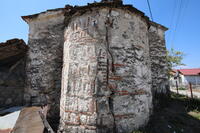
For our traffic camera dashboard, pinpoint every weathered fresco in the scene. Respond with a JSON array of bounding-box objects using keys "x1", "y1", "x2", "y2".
[
  {"x1": 21, "y1": 1, "x2": 168, "y2": 132},
  {"x1": 61, "y1": 6, "x2": 152, "y2": 133}
]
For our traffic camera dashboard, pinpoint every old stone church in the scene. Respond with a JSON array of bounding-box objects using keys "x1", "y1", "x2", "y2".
[{"x1": 0, "y1": 0, "x2": 169, "y2": 133}]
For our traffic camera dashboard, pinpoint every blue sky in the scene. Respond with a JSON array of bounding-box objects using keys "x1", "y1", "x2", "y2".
[{"x1": 0, "y1": 0, "x2": 199, "y2": 68}]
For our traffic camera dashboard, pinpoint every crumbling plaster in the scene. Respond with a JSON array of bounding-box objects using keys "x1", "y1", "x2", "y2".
[
  {"x1": 60, "y1": 7, "x2": 152, "y2": 133},
  {"x1": 21, "y1": 2, "x2": 168, "y2": 132}
]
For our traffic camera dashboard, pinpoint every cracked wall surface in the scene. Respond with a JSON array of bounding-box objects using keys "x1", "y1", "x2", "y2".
[
  {"x1": 60, "y1": 8, "x2": 152, "y2": 133},
  {"x1": 22, "y1": 2, "x2": 168, "y2": 133}
]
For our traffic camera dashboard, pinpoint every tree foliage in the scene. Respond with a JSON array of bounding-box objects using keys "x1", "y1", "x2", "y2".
[{"x1": 167, "y1": 48, "x2": 185, "y2": 70}]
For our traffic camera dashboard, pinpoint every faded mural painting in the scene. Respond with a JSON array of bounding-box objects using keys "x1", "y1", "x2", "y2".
[{"x1": 0, "y1": 1, "x2": 169, "y2": 133}]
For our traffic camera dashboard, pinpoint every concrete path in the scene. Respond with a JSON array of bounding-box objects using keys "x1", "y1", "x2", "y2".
[{"x1": 171, "y1": 89, "x2": 200, "y2": 99}]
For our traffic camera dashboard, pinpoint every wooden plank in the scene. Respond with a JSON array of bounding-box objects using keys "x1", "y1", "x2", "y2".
[{"x1": 12, "y1": 107, "x2": 46, "y2": 133}]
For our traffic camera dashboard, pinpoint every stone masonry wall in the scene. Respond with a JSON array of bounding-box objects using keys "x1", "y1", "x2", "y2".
[
  {"x1": 24, "y1": 10, "x2": 65, "y2": 128},
  {"x1": 60, "y1": 7, "x2": 152, "y2": 133},
  {"x1": 148, "y1": 23, "x2": 169, "y2": 105},
  {"x1": 22, "y1": 2, "x2": 168, "y2": 132},
  {"x1": 0, "y1": 58, "x2": 26, "y2": 108}
]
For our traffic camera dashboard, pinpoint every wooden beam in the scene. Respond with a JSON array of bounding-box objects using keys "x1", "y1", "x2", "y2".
[{"x1": 38, "y1": 110, "x2": 55, "y2": 133}]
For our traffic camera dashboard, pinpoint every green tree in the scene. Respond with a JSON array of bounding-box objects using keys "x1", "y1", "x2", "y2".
[{"x1": 167, "y1": 48, "x2": 185, "y2": 70}]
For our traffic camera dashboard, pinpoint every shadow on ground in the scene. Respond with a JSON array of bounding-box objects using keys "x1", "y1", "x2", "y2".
[{"x1": 136, "y1": 93, "x2": 200, "y2": 133}]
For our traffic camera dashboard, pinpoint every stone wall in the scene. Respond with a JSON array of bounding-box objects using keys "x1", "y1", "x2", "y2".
[
  {"x1": 22, "y1": 2, "x2": 168, "y2": 132},
  {"x1": 0, "y1": 60, "x2": 26, "y2": 108},
  {"x1": 0, "y1": 39, "x2": 27, "y2": 108},
  {"x1": 60, "y1": 7, "x2": 152, "y2": 133},
  {"x1": 148, "y1": 22, "x2": 169, "y2": 106},
  {"x1": 23, "y1": 9, "x2": 65, "y2": 128}
]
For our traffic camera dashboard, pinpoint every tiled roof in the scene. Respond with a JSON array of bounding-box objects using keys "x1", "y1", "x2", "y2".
[{"x1": 177, "y1": 68, "x2": 200, "y2": 76}]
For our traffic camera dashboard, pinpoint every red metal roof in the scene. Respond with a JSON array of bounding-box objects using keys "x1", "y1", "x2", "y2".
[{"x1": 177, "y1": 68, "x2": 200, "y2": 76}]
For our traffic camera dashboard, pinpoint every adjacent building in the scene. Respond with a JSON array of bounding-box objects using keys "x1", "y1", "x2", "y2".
[
  {"x1": 0, "y1": 39, "x2": 28, "y2": 107},
  {"x1": 171, "y1": 69, "x2": 200, "y2": 87}
]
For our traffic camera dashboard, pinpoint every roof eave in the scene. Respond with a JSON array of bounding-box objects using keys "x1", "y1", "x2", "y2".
[
  {"x1": 21, "y1": 8, "x2": 65, "y2": 23},
  {"x1": 149, "y1": 21, "x2": 168, "y2": 31}
]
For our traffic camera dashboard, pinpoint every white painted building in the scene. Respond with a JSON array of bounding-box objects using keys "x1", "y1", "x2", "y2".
[{"x1": 170, "y1": 68, "x2": 200, "y2": 87}]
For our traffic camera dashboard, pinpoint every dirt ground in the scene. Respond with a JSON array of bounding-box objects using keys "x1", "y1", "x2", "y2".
[
  {"x1": 193, "y1": 89, "x2": 200, "y2": 93},
  {"x1": 135, "y1": 93, "x2": 200, "y2": 133}
]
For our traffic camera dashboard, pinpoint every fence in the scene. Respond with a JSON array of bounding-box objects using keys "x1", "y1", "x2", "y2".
[{"x1": 170, "y1": 82, "x2": 200, "y2": 99}]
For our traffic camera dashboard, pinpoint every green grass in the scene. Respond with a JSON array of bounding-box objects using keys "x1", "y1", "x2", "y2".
[
  {"x1": 188, "y1": 109, "x2": 200, "y2": 120},
  {"x1": 178, "y1": 87, "x2": 187, "y2": 90},
  {"x1": 135, "y1": 93, "x2": 200, "y2": 133}
]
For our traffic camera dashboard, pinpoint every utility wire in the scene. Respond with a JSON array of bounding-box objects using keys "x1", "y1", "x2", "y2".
[
  {"x1": 169, "y1": 0, "x2": 182, "y2": 47},
  {"x1": 146, "y1": 0, "x2": 154, "y2": 21},
  {"x1": 168, "y1": 0, "x2": 179, "y2": 48},
  {"x1": 171, "y1": 0, "x2": 184, "y2": 45},
  {"x1": 171, "y1": 0, "x2": 189, "y2": 46}
]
